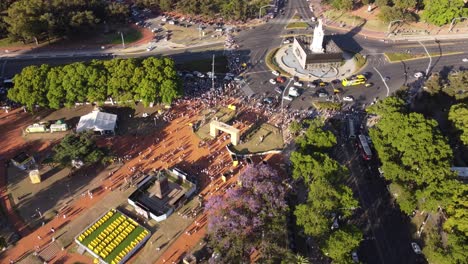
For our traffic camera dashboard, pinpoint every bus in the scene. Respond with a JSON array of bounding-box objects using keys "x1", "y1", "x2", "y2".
[
  {"x1": 342, "y1": 75, "x2": 367, "y2": 86},
  {"x1": 348, "y1": 118, "x2": 356, "y2": 139},
  {"x1": 358, "y1": 135, "x2": 372, "y2": 160}
]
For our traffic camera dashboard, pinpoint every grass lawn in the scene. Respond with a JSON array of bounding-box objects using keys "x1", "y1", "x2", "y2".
[
  {"x1": 103, "y1": 27, "x2": 143, "y2": 45},
  {"x1": 105, "y1": 226, "x2": 145, "y2": 263},
  {"x1": 81, "y1": 213, "x2": 120, "y2": 247},
  {"x1": 78, "y1": 210, "x2": 149, "y2": 263},
  {"x1": 384, "y1": 52, "x2": 461, "y2": 63},
  {"x1": 286, "y1": 22, "x2": 309, "y2": 29},
  {"x1": 313, "y1": 102, "x2": 342, "y2": 110},
  {"x1": 324, "y1": 10, "x2": 365, "y2": 27},
  {"x1": 265, "y1": 48, "x2": 291, "y2": 77},
  {"x1": 177, "y1": 56, "x2": 229, "y2": 73},
  {"x1": 292, "y1": 14, "x2": 302, "y2": 20},
  {"x1": 0, "y1": 37, "x2": 26, "y2": 48},
  {"x1": 233, "y1": 123, "x2": 283, "y2": 154},
  {"x1": 353, "y1": 52, "x2": 367, "y2": 69}
]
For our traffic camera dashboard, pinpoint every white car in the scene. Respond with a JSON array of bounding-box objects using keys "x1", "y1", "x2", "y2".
[
  {"x1": 146, "y1": 46, "x2": 155, "y2": 51},
  {"x1": 351, "y1": 252, "x2": 359, "y2": 263},
  {"x1": 411, "y1": 242, "x2": 422, "y2": 254},
  {"x1": 272, "y1": 70, "x2": 280, "y2": 76},
  {"x1": 414, "y1": 72, "x2": 424, "y2": 78},
  {"x1": 283, "y1": 95, "x2": 293, "y2": 101},
  {"x1": 283, "y1": 39, "x2": 291, "y2": 44},
  {"x1": 462, "y1": 58, "x2": 468, "y2": 62},
  {"x1": 269, "y1": 79, "x2": 277, "y2": 84},
  {"x1": 293, "y1": 81, "x2": 303, "y2": 87},
  {"x1": 289, "y1": 87, "x2": 300, "y2": 97},
  {"x1": 343, "y1": 96, "x2": 354, "y2": 102}
]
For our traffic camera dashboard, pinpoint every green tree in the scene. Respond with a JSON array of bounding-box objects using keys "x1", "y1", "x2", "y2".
[
  {"x1": 421, "y1": 0, "x2": 468, "y2": 26},
  {"x1": 106, "y1": 2, "x2": 130, "y2": 24},
  {"x1": 448, "y1": 103, "x2": 468, "y2": 145},
  {"x1": 159, "y1": 0, "x2": 174, "y2": 12},
  {"x1": 7, "y1": 64, "x2": 50, "y2": 110},
  {"x1": 445, "y1": 71, "x2": 468, "y2": 99},
  {"x1": 296, "y1": 119, "x2": 336, "y2": 153},
  {"x1": 321, "y1": 226, "x2": 363, "y2": 263},
  {"x1": 393, "y1": 0, "x2": 417, "y2": 9},
  {"x1": 290, "y1": 152, "x2": 348, "y2": 185},
  {"x1": 289, "y1": 121, "x2": 302, "y2": 135},
  {"x1": 4, "y1": 0, "x2": 46, "y2": 42},
  {"x1": 46, "y1": 67, "x2": 66, "y2": 109},
  {"x1": 53, "y1": 132, "x2": 105, "y2": 167},
  {"x1": 424, "y1": 72, "x2": 444, "y2": 95}
]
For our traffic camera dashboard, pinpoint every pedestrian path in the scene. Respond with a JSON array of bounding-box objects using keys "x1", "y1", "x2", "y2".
[{"x1": 38, "y1": 241, "x2": 61, "y2": 262}]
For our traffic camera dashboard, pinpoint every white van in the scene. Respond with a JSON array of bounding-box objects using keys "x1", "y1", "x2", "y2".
[{"x1": 289, "y1": 87, "x2": 300, "y2": 97}]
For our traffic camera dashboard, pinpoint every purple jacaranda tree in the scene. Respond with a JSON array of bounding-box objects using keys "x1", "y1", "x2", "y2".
[{"x1": 205, "y1": 164, "x2": 288, "y2": 263}]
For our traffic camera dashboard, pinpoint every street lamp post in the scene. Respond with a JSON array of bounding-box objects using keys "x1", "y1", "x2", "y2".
[
  {"x1": 258, "y1": 5, "x2": 275, "y2": 20},
  {"x1": 118, "y1": 32, "x2": 125, "y2": 49},
  {"x1": 417, "y1": 41, "x2": 432, "y2": 76},
  {"x1": 449, "y1": 17, "x2": 468, "y2": 32}
]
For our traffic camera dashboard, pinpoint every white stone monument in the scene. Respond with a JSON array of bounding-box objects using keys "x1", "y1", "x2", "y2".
[{"x1": 310, "y1": 19, "x2": 325, "y2": 54}]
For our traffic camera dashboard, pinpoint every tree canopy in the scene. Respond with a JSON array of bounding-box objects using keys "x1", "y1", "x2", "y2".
[
  {"x1": 291, "y1": 120, "x2": 361, "y2": 263},
  {"x1": 421, "y1": 0, "x2": 468, "y2": 27},
  {"x1": 8, "y1": 57, "x2": 182, "y2": 110},
  {"x1": 53, "y1": 132, "x2": 105, "y2": 167},
  {"x1": 2, "y1": 0, "x2": 130, "y2": 42},
  {"x1": 368, "y1": 96, "x2": 467, "y2": 264},
  {"x1": 448, "y1": 103, "x2": 468, "y2": 145},
  {"x1": 205, "y1": 164, "x2": 289, "y2": 263}
]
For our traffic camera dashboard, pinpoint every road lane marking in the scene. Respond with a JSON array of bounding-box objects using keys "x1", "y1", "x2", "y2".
[{"x1": 373, "y1": 67, "x2": 390, "y2": 97}]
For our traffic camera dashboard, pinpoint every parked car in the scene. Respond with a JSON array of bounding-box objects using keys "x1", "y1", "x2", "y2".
[
  {"x1": 274, "y1": 86, "x2": 283, "y2": 94},
  {"x1": 411, "y1": 242, "x2": 422, "y2": 254},
  {"x1": 272, "y1": 70, "x2": 280, "y2": 76},
  {"x1": 343, "y1": 96, "x2": 354, "y2": 102},
  {"x1": 234, "y1": 76, "x2": 243, "y2": 81},
  {"x1": 365, "y1": 82, "x2": 374, "y2": 87},
  {"x1": 276, "y1": 76, "x2": 286, "y2": 83},
  {"x1": 283, "y1": 95, "x2": 293, "y2": 101},
  {"x1": 307, "y1": 82, "x2": 317, "y2": 88},
  {"x1": 463, "y1": 58, "x2": 468, "y2": 62},
  {"x1": 351, "y1": 252, "x2": 359, "y2": 263},
  {"x1": 289, "y1": 87, "x2": 300, "y2": 97},
  {"x1": 269, "y1": 79, "x2": 277, "y2": 84},
  {"x1": 283, "y1": 39, "x2": 291, "y2": 44},
  {"x1": 318, "y1": 92, "x2": 328, "y2": 98},
  {"x1": 293, "y1": 81, "x2": 303, "y2": 87},
  {"x1": 146, "y1": 46, "x2": 155, "y2": 51}
]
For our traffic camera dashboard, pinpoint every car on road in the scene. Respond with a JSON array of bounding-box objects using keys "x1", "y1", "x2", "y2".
[
  {"x1": 283, "y1": 95, "x2": 293, "y2": 101},
  {"x1": 318, "y1": 92, "x2": 328, "y2": 98},
  {"x1": 307, "y1": 82, "x2": 317, "y2": 88},
  {"x1": 384, "y1": 76, "x2": 390, "y2": 81},
  {"x1": 319, "y1": 81, "x2": 328, "y2": 87},
  {"x1": 272, "y1": 70, "x2": 280, "y2": 76},
  {"x1": 269, "y1": 79, "x2": 277, "y2": 84},
  {"x1": 234, "y1": 76, "x2": 243, "y2": 81},
  {"x1": 293, "y1": 81, "x2": 303, "y2": 87},
  {"x1": 414, "y1": 72, "x2": 425, "y2": 78},
  {"x1": 146, "y1": 46, "x2": 155, "y2": 51},
  {"x1": 411, "y1": 242, "x2": 422, "y2": 254},
  {"x1": 274, "y1": 86, "x2": 283, "y2": 94},
  {"x1": 276, "y1": 76, "x2": 286, "y2": 83},
  {"x1": 351, "y1": 252, "x2": 359, "y2": 263},
  {"x1": 343, "y1": 96, "x2": 354, "y2": 102},
  {"x1": 283, "y1": 39, "x2": 291, "y2": 44},
  {"x1": 462, "y1": 58, "x2": 468, "y2": 62},
  {"x1": 365, "y1": 82, "x2": 374, "y2": 87}
]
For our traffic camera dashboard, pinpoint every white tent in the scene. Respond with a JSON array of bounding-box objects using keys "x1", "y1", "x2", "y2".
[{"x1": 76, "y1": 110, "x2": 117, "y2": 134}]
